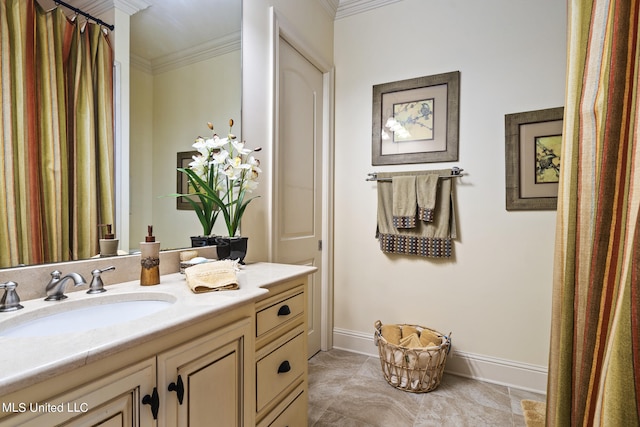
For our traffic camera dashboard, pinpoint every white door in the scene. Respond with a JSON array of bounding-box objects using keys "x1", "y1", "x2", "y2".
[{"x1": 274, "y1": 37, "x2": 323, "y2": 358}]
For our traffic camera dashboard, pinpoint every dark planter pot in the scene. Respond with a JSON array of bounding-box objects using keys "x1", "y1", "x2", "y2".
[
  {"x1": 190, "y1": 236, "x2": 217, "y2": 248},
  {"x1": 213, "y1": 236, "x2": 248, "y2": 264}
]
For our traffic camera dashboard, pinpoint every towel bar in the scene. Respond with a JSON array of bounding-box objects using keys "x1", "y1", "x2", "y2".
[{"x1": 366, "y1": 167, "x2": 464, "y2": 182}]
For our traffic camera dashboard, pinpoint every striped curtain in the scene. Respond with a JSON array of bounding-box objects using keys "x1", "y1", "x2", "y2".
[
  {"x1": 0, "y1": 0, "x2": 114, "y2": 268},
  {"x1": 547, "y1": 0, "x2": 640, "y2": 425}
]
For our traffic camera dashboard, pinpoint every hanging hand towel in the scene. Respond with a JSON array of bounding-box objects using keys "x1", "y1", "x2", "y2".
[
  {"x1": 416, "y1": 174, "x2": 439, "y2": 222},
  {"x1": 392, "y1": 175, "x2": 417, "y2": 229},
  {"x1": 376, "y1": 170, "x2": 457, "y2": 258}
]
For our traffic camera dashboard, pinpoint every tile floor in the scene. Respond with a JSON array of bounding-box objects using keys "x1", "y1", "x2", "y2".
[{"x1": 308, "y1": 349, "x2": 545, "y2": 427}]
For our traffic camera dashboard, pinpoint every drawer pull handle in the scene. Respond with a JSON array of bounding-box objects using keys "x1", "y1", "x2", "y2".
[
  {"x1": 142, "y1": 387, "x2": 160, "y2": 420},
  {"x1": 278, "y1": 360, "x2": 291, "y2": 374},
  {"x1": 168, "y1": 374, "x2": 185, "y2": 405},
  {"x1": 278, "y1": 305, "x2": 291, "y2": 316}
]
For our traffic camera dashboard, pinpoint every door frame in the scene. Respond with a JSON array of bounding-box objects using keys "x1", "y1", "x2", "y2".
[{"x1": 270, "y1": 8, "x2": 334, "y2": 351}]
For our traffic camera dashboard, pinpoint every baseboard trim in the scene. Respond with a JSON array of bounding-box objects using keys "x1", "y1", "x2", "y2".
[{"x1": 332, "y1": 328, "x2": 547, "y2": 394}]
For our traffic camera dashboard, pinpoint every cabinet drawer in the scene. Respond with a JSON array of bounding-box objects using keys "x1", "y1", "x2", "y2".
[
  {"x1": 256, "y1": 332, "x2": 305, "y2": 411},
  {"x1": 258, "y1": 387, "x2": 306, "y2": 427},
  {"x1": 256, "y1": 291, "x2": 304, "y2": 337}
]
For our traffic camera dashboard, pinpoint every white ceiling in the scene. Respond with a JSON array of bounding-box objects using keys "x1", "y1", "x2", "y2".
[
  {"x1": 129, "y1": 0, "x2": 241, "y2": 62},
  {"x1": 35, "y1": 0, "x2": 401, "y2": 70},
  {"x1": 35, "y1": 0, "x2": 241, "y2": 71}
]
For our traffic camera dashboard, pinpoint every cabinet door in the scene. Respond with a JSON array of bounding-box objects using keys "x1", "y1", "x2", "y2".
[
  {"x1": 158, "y1": 318, "x2": 251, "y2": 427},
  {"x1": 0, "y1": 359, "x2": 156, "y2": 427}
]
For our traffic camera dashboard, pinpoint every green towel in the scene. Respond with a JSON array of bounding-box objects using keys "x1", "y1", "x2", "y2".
[
  {"x1": 376, "y1": 170, "x2": 456, "y2": 258},
  {"x1": 392, "y1": 176, "x2": 417, "y2": 229},
  {"x1": 416, "y1": 174, "x2": 439, "y2": 222}
]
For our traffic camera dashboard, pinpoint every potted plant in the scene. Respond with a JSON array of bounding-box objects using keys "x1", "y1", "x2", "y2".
[{"x1": 175, "y1": 119, "x2": 261, "y2": 262}]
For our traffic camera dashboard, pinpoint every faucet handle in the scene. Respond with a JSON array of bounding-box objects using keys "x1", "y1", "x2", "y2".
[
  {"x1": 87, "y1": 266, "x2": 115, "y2": 294},
  {"x1": 0, "y1": 281, "x2": 24, "y2": 312}
]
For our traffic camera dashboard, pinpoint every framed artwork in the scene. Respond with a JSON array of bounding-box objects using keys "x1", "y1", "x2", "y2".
[
  {"x1": 176, "y1": 151, "x2": 198, "y2": 210},
  {"x1": 505, "y1": 107, "x2": 564, "y2": 210},
  {"x1": 372, "y1": 71, "x2": 460, "y2": 165}
]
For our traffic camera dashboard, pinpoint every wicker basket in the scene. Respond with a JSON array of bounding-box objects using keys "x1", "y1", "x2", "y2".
[{"x1": 374, "y1": 320, "x2": 451, "y2": 393}]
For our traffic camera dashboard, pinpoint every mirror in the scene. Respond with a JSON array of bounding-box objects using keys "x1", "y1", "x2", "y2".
[
  {"x1": 2, "y1": 0, "x2": 241, "y2": 268},
  {"x1": 129, "y1": 0, "x2": 242, "y2": 252}
]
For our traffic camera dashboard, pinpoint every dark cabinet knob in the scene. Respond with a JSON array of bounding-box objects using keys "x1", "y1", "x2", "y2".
[
  {"x1": 168, "y1": 374, "x2": 185, "y2": 405},
  {"x1": 278, "y1": 360, "x2": 291, "y2": 374},
  {"x1": 277, "y1": 305, "x2": 291, "y2": 316},
  {"x1": 142, "y1": 387, "x2": 159, "y2": 420}
]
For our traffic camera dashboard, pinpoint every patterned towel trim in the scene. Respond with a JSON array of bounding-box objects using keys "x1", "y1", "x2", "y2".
[
  {"x1": 418, "y1": 207, "x2": 435, "y2": 223},
  {"x1": 378, "y1": 233, "x2": 452, "y2": 258},
  {"x1": 393, "y1": 215, "x2": 417, "y2": 229}
]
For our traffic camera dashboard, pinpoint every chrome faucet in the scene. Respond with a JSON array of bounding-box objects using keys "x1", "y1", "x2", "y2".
[
  {"x1": 45, "y1": 271, "x2": 87, "y2": 301},
  {"x1": 87, "y1": 266, "x2": 115, "y2": 294},
  {"x1": 0, "y1": 281, "x2": 23, "y2": 312}
]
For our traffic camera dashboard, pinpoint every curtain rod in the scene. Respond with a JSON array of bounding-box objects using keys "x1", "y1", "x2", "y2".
[{"x1": 55, "y1": 0, "x2": 115, "y2": 31}]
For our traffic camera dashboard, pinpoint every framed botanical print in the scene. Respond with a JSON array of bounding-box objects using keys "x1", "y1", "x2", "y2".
[
  {"x1": 372, "y1": 71, "x2": 460, "y2": 165},
  {"x1": 176, "y1": 151, "x2": 198, "y2": 210},
  {"x1": 505, "y1": 107, "x2": 564, "y2": 210}
]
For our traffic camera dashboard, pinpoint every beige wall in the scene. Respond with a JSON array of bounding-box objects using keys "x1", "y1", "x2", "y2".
[
  {"x1": 129, "y1": 51, "x2": 241, "y2": 249},
  {"x1": 130, "y1": 67, "x2": 153, "y2": 249},
  {"x1": 332, "y1": 0, "x2": 566, "y2": 391}
]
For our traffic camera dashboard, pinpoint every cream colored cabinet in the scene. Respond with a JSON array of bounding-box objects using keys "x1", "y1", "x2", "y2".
[
  {"x1": 254, "y1": 279, "x2": 308, "y2": 426},
  {"x1": 158, "y1": 318, "x2": 251, "y2": 427},
  {"x1": 0, "y1": 358, "x2": 157, "y2": 427},
  {"x1": 0, "y1": 317, "x2": 252, "y2": 427},
  {"x1": 0, "y1": 267, "x2": 312, "y2": 427}
]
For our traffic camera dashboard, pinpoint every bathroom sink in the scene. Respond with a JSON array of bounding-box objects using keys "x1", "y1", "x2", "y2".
[{"x1": 0, "y1": 293, "x2": 176, "y2": 338}]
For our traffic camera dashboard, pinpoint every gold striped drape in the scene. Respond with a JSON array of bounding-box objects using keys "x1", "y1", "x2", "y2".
[
  {"x1": 0, "y1": 0, "x2": 114, "y2": 268},
  {"x1": 547, "y1": 0, "x2": 640, "y2": 425}
]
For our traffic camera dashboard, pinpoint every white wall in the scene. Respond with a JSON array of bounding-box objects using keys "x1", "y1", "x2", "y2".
[{"x1": 333, "y1": 0, "x2": 566, "y2": 391}]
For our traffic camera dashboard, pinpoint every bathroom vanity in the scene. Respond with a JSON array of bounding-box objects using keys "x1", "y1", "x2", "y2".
[{"x1": 0, "y1": 262, "x2": 315, "y2": 426}]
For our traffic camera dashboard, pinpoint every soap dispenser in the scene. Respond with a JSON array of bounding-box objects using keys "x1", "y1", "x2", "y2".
[
  {"x1": 99, "y1": 224, "x2": 119, "y2": 257},
  {"x1": 140, "y1": 225, "x2": 160, "y2": 286}
]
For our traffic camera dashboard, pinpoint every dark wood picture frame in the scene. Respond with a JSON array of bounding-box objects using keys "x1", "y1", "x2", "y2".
[
  {"x1": 176, "y1": 151, "x2": 199, "y2": 210},
  {"x1": 505, "y1": 107, "x2": 564, "y2": 210},
  {"x1": 372, "y1": 71, "x2": 460, "y2": 165}
]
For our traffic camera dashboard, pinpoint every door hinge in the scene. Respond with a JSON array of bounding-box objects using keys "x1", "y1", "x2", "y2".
[{"x1": 318, "y1": 240, "x2": 322, "y2": 251}]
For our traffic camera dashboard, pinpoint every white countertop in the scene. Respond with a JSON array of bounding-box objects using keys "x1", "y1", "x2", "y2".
[{"x1": 0, "y1": 262, "x2": 316, "y2": 396}]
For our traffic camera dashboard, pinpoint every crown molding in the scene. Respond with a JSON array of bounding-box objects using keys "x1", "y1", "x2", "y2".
[
  {"x1": 317, "y1": 0, "x2": 340, "y2": 19},
  {"x1": 71, "y1": 0, "x2": 151, "y2": 17},
  {"x1": 133, "y1": 31, "x2": 241, "y2": 75},
  {"x1": 112, "y1": 0, "x2": 152, "y2": 16},
  {"x1": 336, "y1": 0, "x2": 404, "y2": 20},
  {"x1": 130, "y1": 53, "x2": 153, "y2": 74}
]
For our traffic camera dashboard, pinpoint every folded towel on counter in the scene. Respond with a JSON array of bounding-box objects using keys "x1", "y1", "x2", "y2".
[
  {"x1": 376, "y1": 170, "x2": 457, "y2": 258},
  {"x1": 184, "y1": 260, "x2": 240, "y2": 293},
  {"x1": 416, "y1": 174, "x2": 439, "y2": 222},
  {"x1": 392, "y1": 176, "x2": 417, "y2": 229}
]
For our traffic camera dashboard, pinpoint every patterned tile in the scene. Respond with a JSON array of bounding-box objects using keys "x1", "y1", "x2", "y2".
[{"x1": 308, "y1": 350, "x2": 543, "y2": 427}]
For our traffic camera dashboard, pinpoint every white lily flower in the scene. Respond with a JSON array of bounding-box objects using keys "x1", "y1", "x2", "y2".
[
  {"x1": 242, "y1": 179, "x2": 258, "y2": 192},
  {"x1": 211, "y1": 135, "x2": 228, "y2": 149},
  {"x1": 192, "y1": 137, "x2": 209, "y2": 156},
  {"x1": 179, "y1": 119, "x2": 261, "y2": 239},
  {"x1": 189, "y1": 155, "x2": 208, "y2": 179},
  {"x1": 231, "y1": 140, "x2": 252, "y2": 155},
  {"x1": 211, "y1": 150, "x2": 229, "y2": 165},
  {"x1": 223, "y1": 163, "x2": 240, "y2": 180}
]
